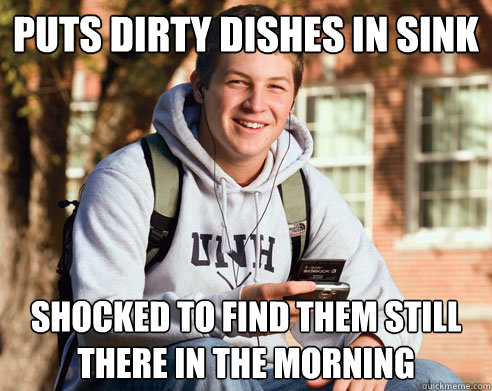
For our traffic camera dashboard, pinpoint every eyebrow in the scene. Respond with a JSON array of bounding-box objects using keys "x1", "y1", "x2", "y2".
[{"x1": 224, "y1": 70, "x2": 291, "y2": 83}]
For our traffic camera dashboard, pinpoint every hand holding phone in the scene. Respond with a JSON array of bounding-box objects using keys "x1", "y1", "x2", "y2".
[
  {"x1": 240, "y1": 280, "x2": 317, "y2": 333},
  {"x1": 283, "y1": 259, "x2": 350, "y2": 301}
]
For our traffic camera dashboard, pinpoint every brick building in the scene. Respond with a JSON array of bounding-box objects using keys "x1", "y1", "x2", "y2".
[
  {"x1": 291, "y1": 0, "x2": 492, "y2": 383},
  {"x1": 68, "y1": 0, "x2": 492, "y2": 384}
]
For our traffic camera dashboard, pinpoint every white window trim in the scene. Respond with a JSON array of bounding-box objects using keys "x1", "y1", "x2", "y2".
[
  {"x1": 70, "y1": 100, "x2": 98, "y2": 112},
  {"x1": 67, "y1": 100, "x2": 98, "y2": 179},
  {"x1": 398, "y1": 72, "x2": 492, "y2": 251},
  {"x1": 296, "y1": 81, "x2": 374, "y2": 236}
]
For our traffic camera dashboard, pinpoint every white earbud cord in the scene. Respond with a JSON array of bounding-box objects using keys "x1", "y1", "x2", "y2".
[{"x1": 201, "y1": 88, "x2": 292, "y2": 289}]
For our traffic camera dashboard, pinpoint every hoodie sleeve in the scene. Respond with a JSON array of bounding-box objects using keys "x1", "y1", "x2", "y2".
[
  {"x1": 290, "y1": 164, "x2": 422, "y2": 354},
  {"x1": 70, "y1": 148, "x2": 245, "y2": 348}
]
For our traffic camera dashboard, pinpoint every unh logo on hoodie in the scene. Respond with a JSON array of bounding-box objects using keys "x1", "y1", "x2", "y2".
[{"x1": 190, "y1": 232, "x2": 275, "y2": 273}]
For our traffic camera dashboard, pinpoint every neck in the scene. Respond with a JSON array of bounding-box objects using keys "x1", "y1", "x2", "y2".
[
  {"x1": 198, "y1": 113, "x2": 266, "y2": 184},
  {"x1": 215, "y1": 156, "x2": 266, "y2": 184}
]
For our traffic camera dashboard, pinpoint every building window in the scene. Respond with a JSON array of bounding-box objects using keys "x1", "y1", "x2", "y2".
[
  {"x1": 296, "y1": 83, "x2": 373, "y2": 229},
  {"x1": 404, "y1": 73, "x2": 492, "y2": 248}
]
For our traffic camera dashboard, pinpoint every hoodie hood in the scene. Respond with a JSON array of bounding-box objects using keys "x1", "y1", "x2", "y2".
[{"x1": 152, "y1": 83, "x2": 313, "y2": 193}]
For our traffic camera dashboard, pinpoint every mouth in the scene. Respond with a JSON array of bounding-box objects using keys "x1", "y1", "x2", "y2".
[{"x1": 233, "y1": 119, "x2": 267, "y2": 133}]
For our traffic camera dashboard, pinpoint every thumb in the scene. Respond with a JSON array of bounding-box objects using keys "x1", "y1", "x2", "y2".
[{"x1": 306, "y1": 376, "x2": 333, "y2": 389}]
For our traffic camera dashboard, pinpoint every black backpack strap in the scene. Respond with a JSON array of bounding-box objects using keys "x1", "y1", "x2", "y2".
[
  {"x1": 56, "y1": 201, "x2": 79, "y2": 362},
  {"x1": 141, "y1": 133, "x2": 183, "y2": 272},
  {"x1": 54, "y1": 200, "x2": 81, "y2": 389},
  {"x1": 54, "y1": 333, "x2": 78, "y2": 391},
  {"x1": 55, "y1": 138, "x2": 181, "y2": 389},
  {"x1": 278, "y1": 168, "x2": 311, "y2": 279}
]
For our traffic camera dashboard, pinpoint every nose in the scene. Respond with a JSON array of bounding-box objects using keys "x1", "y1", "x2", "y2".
[{"x1": 242, "y1": 86, "x2": 267, "y2": 112}]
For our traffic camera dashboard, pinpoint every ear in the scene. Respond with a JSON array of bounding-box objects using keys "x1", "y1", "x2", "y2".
[{"x1": 190, "y1": 70, "x2": 204, "y2": 104}]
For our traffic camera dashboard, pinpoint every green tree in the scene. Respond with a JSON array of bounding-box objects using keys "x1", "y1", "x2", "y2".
[
  {"x1": 0, "y1": 0, "x2": 80, "y2": 388},
  {"x1": 83, "y1": 0, "x2": 224, "y2": 173},
  {"x1": 0, "y1": 0, "x2": 223, "y2": 388}
]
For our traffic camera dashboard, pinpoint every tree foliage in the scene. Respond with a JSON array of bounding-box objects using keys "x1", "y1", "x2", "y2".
[
  {"x1": 0, "y1": 0, "x2": 224, "y2": 389},
  {"x1": 0, "y1": 0, "x2": 80, "y2": 387},
  {"x1": 82, "y1": 0, "x2": 225, "y2": 173}
]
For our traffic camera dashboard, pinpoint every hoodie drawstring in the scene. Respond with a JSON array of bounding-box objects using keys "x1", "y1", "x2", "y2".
[
  {"x1": 220, "y1": 178, "x2": 233, "y2": 254},
  {"x1": 219, "y1": 179, "x2": 262, "y2": 284},
  {"x1": 254, "y1": 192, "x2": 261, "y2": 283}
]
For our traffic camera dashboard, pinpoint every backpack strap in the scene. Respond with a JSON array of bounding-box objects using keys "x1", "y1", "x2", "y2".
[
  {"x1": 56, "y1": 136, "x2": 181, "y2": 391},
  {"x1": 56, "y1": 200, "x2": 79, "y2": 363},
  {"x1": 141, "y1": 133, "x2": 183, "y2": 271},
  {"x1": 278, "y1": 169, "x2": 311, "y2": 278}
]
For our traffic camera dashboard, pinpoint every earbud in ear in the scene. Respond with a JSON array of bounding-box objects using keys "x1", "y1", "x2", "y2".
[{"x1": 197, "y1": 84, "x2": 205, "y2": 99}]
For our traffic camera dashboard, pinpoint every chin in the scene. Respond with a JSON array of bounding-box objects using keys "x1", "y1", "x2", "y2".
[{"x1": 233, "y1": 142, "x2": 268, "y2": 159}]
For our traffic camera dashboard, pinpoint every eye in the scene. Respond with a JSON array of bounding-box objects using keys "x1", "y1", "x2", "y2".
[
  {"x1": 227, "y1": 79, "x2": 247, "y2": 86},
  {"x1": 269, "y1": 84, "x2": 286, "y2": 91}
]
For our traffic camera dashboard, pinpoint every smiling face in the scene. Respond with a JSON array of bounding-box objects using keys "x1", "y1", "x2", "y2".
[{"x1": 193, "y1": 51, "x2": 296, "y2": 181}]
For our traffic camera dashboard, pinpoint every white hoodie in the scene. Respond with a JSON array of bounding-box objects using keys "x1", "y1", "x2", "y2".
[{"x1": 56, "y1": 83, "x2": 422, "y2": 389}]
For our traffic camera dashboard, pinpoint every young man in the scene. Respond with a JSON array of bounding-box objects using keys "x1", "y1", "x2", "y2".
[{"x1": 56, "y1": 5, "x2": 462, "y2": 391}]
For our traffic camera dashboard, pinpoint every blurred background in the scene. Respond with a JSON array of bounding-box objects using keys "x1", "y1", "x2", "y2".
[{"x1": 0, "y1": 0, "x2": 490, "y2": 389}]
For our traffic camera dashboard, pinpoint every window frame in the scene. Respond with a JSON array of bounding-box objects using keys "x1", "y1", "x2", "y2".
[
  {"x1": 402, "y1": 72, "x2": 492, "y2": 250},
  {"x1": 296, "y1": 81, "x2": 374, "y2": 235},
  {"x1": 67, "y1": 100, "x2": 98, "y2": 180}
]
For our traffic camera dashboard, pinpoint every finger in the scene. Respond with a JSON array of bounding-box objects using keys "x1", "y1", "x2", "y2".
[
  {"x1": 306, "y1": 377, "x2": 333, "y2": 389},
  {"x1": 347, "y1": 379, "x2": 384, "y2": 391},
  {"x1": 346, "y1": 379, "x2": 365, "y2": 391},
  {"x1": 286, "y1": 300, "x2": 301, "y2": 314},
  {"x1": 332, "y1": 378, "x2": 351, "y2": 391},
  {"x1": 240, "y1": 281, "x2": 316, "y2": 302},
  {"x1": 270, "y1": 280, "x2": 316, "y2": 298},
  {"x1": 370, "y1": 379, "x2": 388, "y2": 391}
]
